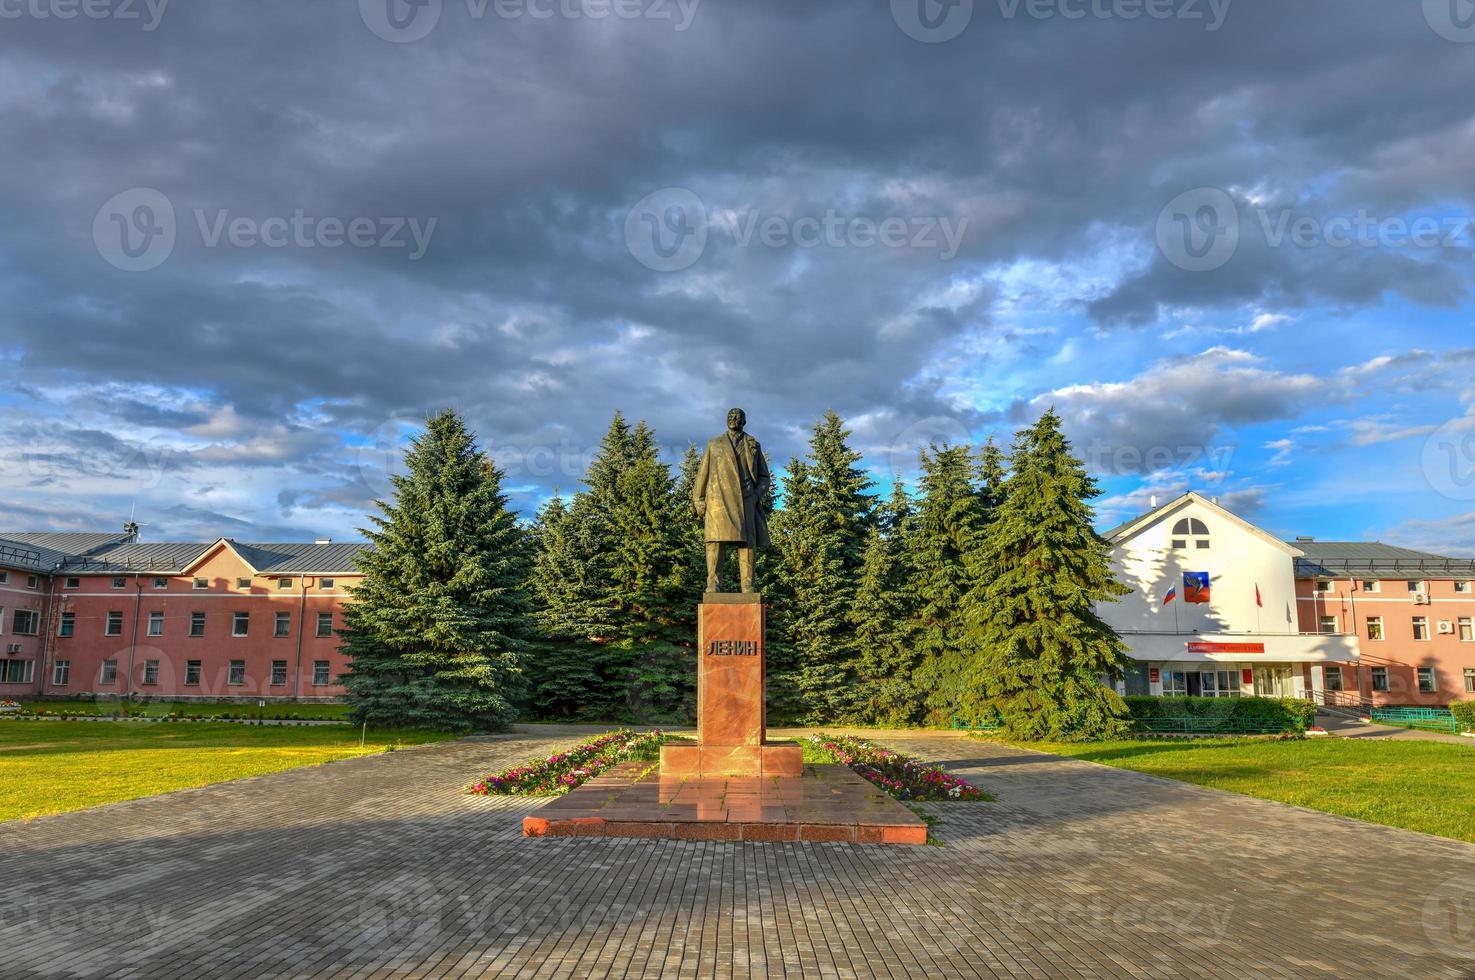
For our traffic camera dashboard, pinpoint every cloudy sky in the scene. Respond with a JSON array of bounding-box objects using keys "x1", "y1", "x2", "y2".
[{"x1": 2, "y1": 0, "x2": 1475, "y2": 552}]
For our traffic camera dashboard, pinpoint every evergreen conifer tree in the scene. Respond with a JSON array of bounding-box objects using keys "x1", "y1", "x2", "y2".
[
  {"x1": 523, "y1": 494, "x2": 610, "y2": 718},
  {"x1": 339, "y1": 409, "x2": 530, "y2": 732},
  {"x1": 969, "y1": 411, "x2": 1132, "y2": 740}
]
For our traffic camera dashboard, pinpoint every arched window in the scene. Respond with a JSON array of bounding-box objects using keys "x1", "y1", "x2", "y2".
[{"x1": 1171, "y1": 518, "x2": 1210, "y2": 550}]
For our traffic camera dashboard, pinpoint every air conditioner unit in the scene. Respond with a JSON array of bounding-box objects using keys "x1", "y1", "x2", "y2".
[
  {"x1": 1413, "y1": 592, "x2": 1431, "y2": 604},
  {"x1": 1438, "y1": 621, "x2": 1455, "y2": 634},
  {"x1": 4, "y1": 643, "x2": 20, "y2": 654}
]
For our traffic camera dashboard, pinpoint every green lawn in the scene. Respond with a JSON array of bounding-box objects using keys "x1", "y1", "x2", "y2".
[
  {"x1": 0, "y1": 721, "x2": 451, "y2": 821},
  {"x1": 17, "y1": 700, "x2": 352, "y2": 721},
  {"x1": 1012, "y1": 737, "x2": 1475, "y2": 843}
]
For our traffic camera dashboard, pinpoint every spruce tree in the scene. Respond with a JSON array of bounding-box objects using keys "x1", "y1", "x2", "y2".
[
  {"x1": 906, "y1": 443, "x2": 988, "y2": 725},
  {"x1": 849, "y1": 478, "x2": 921, "y2": 724},
  {"x1": 339, "y1": 409, "x2": 530, "y2": 732},
  {"x1": 524, "y1": 494, "x2": 610, "y2": 719},
  {"x1": 969, "y1": 410, "x2": 1132, "y2": 740}
]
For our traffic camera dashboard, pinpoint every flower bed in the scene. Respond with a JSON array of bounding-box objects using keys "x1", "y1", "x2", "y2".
[
  {"x1": 805, "y1": 734, "x2": 987, "y2": 801},
  {"x1": 469, "y1": 729, "x2": 669, "y2": 796},
  {"x1": 0, "y1": 699, "x2": 20, "y2": 714}
]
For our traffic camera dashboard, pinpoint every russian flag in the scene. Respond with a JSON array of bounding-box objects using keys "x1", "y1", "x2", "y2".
[{"x1": 1163, "y1": 586, "x2": 1178, "y2": 605}]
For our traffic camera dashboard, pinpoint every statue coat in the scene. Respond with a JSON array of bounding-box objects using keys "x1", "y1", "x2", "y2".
[{"x1": 692, "y1": 432, "x2": 771, "y2": 548}]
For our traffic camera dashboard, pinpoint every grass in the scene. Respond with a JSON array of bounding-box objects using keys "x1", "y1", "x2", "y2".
[
  {"x1": 17, "y1": 699, "x2": 353, "y2": 721},
  {"x1": 1009, "y1": 736, "x2": 1475, "y2": 843},
  {"x1": 0, "y1": 720, "x2": 451, "y2": 821}
]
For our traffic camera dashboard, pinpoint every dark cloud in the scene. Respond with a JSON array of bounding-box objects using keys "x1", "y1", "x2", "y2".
[{"x1": 2, "y1": 0, "x2": 1474, "y2": 533}]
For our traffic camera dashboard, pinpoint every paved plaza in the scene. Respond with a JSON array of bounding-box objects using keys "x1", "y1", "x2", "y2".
[{"x1": 3, "y1": 729, "x2": 1474, "y2": 978}]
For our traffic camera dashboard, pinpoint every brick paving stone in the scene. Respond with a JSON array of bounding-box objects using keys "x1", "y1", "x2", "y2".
[{"x1": 2, "y1": 730, "x2": 1474, "y2": 977}]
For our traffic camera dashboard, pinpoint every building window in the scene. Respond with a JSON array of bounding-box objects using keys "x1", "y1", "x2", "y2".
[
  {"x1": 1161, "y1": 670, "x2": 1189, "y2": 696},
  {"x1": 320, "y1": 578, "x2": 335, "y2": 590},
  {"x1": 26, "y1": 575, "x2": 38, "y2": 589},
  {"x1": 185, "y1": 660, "x2": 202, "y2": 685},
  {"x1": 147, "y1": 611, "x2": 164, "y2": 637},
  {"x1": 189, "y1": 612, "x2": 206, "y2": 637},
  {"x1": 1319, "y1": 615, "x2": 1338, "y2": 634},
  {"x1": 277, "y1": 578, "x2": 293, "y2": 590},
  {"x1": 111, "y1": 576, "x2": 127, "y2": 589},
  {"x1": 1408, "y1": 580, "x2": 1426, "y2": 593},
  {"x1": 0, "y1": 571, "x2": 7, "y2": 583},
  {"x1": 64, "y1": 577, "x2": 80, "y2": 589},
  {"x1": 1316, "y1": 580, "x2": 1332, "y2": 593},
  {"x1": 228, "y1": 660, "x2": 246, "y2": 685},
  {"x1": 316, "y1": 612, "x2": 333, "y2": 637},
  {"x1": 1325, "y1": 666, "x2": 1343, "y2": 691},
  {"x1": 51, "y1": 660, "x2": 69, "y2": 686},
  {"x1": 100, "y1": 659, "x2": 117, "y2": 684},
  {"x1": 1171, "y1": 518, "x2": 1210, "y2": 550},
  {"x1": 1361, "y1": 580, "x2": 1380, "y2": 593},
  {"x1": 1367, "y1": 617, "x2": 1384, "y2": 641},
  {"x1": 193, "y1": 577, "x2": 209, "y2": 590},
  {"x1": 12, "y1": 610, "x2": 40, "y2": 636},
  {"x1": 274, "y1": 612, "x2": 291, "y2": 638},
  {"x1": 236, "y1": 578, "x2": 252, "y2": 590},
  {"x1": 2, "y1": 659, "x2": 34, "y2": 684},
  {"x1": 1414, "y1": 617, "x2": 1430, "y2": 641},
  {"x1": 1461, "y1": 618, "x2": 1474, "y2": 642},
  {"x1": 232, "y1": 612, "x2": 249, "y2": 637},
  {"x1": 271, "y1": 660, "x2": 288, "y2": 685},
  {"x1": 1418, "y1": 667, "x2": 1437, "y2": 694},
  {"x1": 1466, "y1": 668, "x2": 1475, "y2": 693},
  {"x1": 312, "y1": 660, "x2": 330, "y2": 686},
  {"x1": 152, "y1": 577, "x2": 168, "y2": 590},
  {"x1": 1200, "y1": 669, "x2": 1241, "y2": 698},
  {"x1": 142, "y1": 660, "x2": 159, "y2": 685},
  {"x1": 1372, "y1": 667, "x2": 1389, "y2": 692},
  {"x1": 1455, "y1": 580, "x2": 1471, "y2": 594},
  {"x1": 58, "y1": 612, "x2": 75, "y2": 637},
  {"x1": 105, "y1": 611, "x2": 123, "y2": 637}
]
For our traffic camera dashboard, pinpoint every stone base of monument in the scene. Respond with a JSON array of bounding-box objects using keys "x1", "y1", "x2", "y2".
[{"x1": 521, "y1": 761, "x2": 928, "y2": 844}]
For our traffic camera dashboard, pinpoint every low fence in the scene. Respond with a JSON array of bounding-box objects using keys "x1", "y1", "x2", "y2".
[{"x1": 1369, "y1": 707, "x2": 1459, "y2": 734}]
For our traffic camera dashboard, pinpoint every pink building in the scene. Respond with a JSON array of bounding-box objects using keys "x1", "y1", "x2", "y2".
[
  {"x1": 0, "y1": 530, "x2": 363, "y2": 702},
  {"x1": 1294, "y1": 542, "x2": 1475, "y2": 707}
]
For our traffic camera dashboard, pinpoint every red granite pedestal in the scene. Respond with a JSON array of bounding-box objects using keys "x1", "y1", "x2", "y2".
[
  {"x1": 659, "y1": 594, "x2": 802, "y2": 778},
  {"x1": 521, "y1": 761, "x2": 928, "y2": 844},
  {"x1": 522, "y1": 591, "x2": 924, "y2": 843}
]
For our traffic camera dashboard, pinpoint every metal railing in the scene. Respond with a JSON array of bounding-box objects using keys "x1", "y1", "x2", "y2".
[{"x1": 1369, "y1": 707, "x2": 1459, "y2": 734}]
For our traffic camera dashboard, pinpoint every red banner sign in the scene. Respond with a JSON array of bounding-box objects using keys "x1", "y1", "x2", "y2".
[
  {"x1": 1186, "y1": 642, "x2": 1267, "y2": 654},
  {"x1": 1148, "y1": 668, "x2": 1161, "y2": 683}
]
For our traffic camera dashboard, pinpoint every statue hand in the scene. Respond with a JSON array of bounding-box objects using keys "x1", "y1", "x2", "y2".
[{"x1": 694, "y1": 499, "x2": 705, "y2": 517}]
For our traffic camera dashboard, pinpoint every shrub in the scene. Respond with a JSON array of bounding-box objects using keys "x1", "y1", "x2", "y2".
[
  {"x1": 805, "y1": 734, "x2": 988, "y2": 801},
  {"x1": 1452, "y1": 701, "x2": 1475, "y2": 733},
  {"x1": 1124, "y1": 695, "x2": 1317, "y2": 733}
]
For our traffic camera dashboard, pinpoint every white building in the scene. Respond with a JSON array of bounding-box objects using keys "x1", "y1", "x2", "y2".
[{"x1": 1100, "y1": 492, "x2": 1359, "y2": 699}]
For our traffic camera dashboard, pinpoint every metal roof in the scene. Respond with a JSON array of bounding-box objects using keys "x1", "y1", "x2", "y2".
[
  {"x1": 58, "y1": 542, "x2": 213, "y2": 573},
  {"x1": 0, "y1": 536, "x2": 47, "y2": 571},
  {"x1": 1292, "y1": 541, "x2": 1475, "y2": 577},
  {"x1": 237, "y1": 542, "x2": 367, "y2": 574},
  {"x1": 0, "y1": 531, "x2": 130, "y2": 568}
]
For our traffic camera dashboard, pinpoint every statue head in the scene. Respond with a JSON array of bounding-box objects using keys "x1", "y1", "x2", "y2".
[{"x1": 726, "y1": 407, "x2": 746, "y2": 433}]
